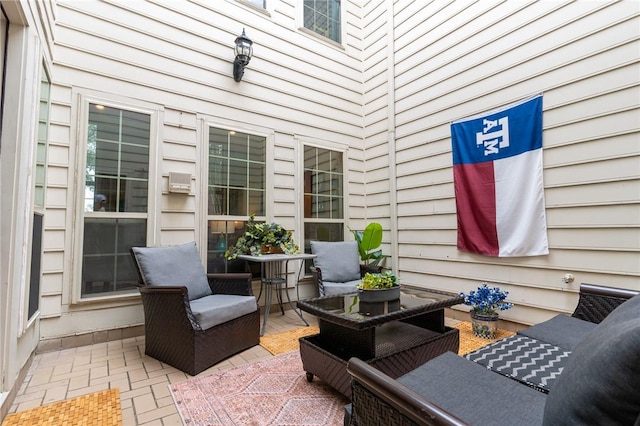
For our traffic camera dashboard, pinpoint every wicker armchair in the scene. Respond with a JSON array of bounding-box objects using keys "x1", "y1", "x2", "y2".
[
  {"x1": 131, "y1": 242, "x2": 260, "y2": 375},
  {"x1": 310, "y1": 241, "x2": 381, "y2": 296}
]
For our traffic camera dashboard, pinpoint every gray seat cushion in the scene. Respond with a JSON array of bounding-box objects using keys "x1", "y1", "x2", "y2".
[
  {"x1": 518, "y1": 314, "x2": 596, "y2": 350},
  {"x1": 190, "y1": 294, "x2": 257, "y2": 330},
  {"x1": 398, "y1": 352, "x2": 547, "y2": 426},
  {"x1": 543, "y1": 294, "x2": 640, "y2": 425},
  {"x1": 310, "y1": 241, "x2": 361, "y2": 283},
  {"x1": 322, "y1": 279, "x2": 361, "y2": 296},
  {"x1": 131, "y1": 242, "x2": 212, "y2": 301}
]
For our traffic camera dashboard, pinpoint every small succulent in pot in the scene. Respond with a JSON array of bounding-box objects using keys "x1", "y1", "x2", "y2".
[{"x1": 357, "y1": 271, "x2": 398, "y2": 290}]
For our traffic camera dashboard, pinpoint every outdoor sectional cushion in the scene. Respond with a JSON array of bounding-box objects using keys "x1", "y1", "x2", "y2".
[
  {"x1": 310, "y1": 241, "x2": 361, "y2": 283},
  {"x1": 517, "y1": 314, "x2": 597, "y2": 350},
  {"x1": 189, "y1": 294, "x2": 257, "y2": 330},
  {"x1": 397, "y1": 352, "x2": 547, "y2": 426},
  {"x1": 543, "y1": 294, "x2": 640, "y2": 425},
  {"x1": 131, "y1": 242, "x2": 213, "y2": 301}
]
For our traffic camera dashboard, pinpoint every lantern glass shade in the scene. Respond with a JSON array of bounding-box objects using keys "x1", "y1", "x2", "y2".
[{"x1": 234, "y1": 29, "x2": 253, "y2": 63}]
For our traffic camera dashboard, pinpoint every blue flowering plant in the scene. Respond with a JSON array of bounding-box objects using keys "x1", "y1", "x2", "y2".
[{"x1": 460, "y1": 283, "x2": 513, "y2": 316}]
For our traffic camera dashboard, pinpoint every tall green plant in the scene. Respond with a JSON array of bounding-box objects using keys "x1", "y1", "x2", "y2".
[{"x1": 350, "y1": 222, "x2": 384, "y2": 266}]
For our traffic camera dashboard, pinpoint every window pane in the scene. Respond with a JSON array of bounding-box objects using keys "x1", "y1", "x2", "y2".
[
  {"x1": 87, "y1": 104, "x2": 150, "y2": 214},
  {"x1": 208, "y1": 127, "x2": 265, "y2": 217},
  {"x1": 121, "y1": 110, "x2": 150, "y2": 146},
  {"x1": 206, "y1": 128, "x2": 265, "y2": 274},
  {"x1": 244, "y1": 0, "x2": 265, "y2": 8},
  {"x1": 248, "y1": 162, "x2": 264, "y2": 188},
  {"x1": 82, "y1": 218, "x2": 146, "y2": 297},
  {"x1": 303, "y1": 222, "x2": 344, "y2": 272},
  {"x1": 248, "y1": 190, "x2": 264, "y2": 215},
  {"x1": 83, "y1": 103, "x2": 150, "y2": 298},
  {"x1": 229, "y1": 188, "x2": 248, "y2": 216},
  {"x1": 229, "y1": 159, "x2": 248, "y2": 188},
  {"x1": 120, "y1": 144, "x2": 149, "y2": 178},
  {"x1": 119, "y1": 178, "x2": 148, "y2": 213},
  {"x1": 95, "y1": 140, "x2": 118, "y2": 176},
  {"x1": 229, "y1": 133, "x2": 247, "y2": 160},
  {"x1": 208, "y1": 187, "x2": 227, "y2": 215},
  {"x1": 35, "y1": 63, "x2": 50, "y2": 208},
  {"x1": 303, "y1": 146, "x2": 343, "y2": 219},
  {"x1": 206, "y1": 219, "x2": 256, "y2": 274},
  {"x1": 303, "y1": 0, "x2": 341, "y2": 43},
  {"x1": 249, "y1": 135, "x2": 265, "y2": 162}
]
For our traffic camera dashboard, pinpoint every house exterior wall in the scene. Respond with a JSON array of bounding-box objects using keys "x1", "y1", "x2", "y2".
[
  {"x1": 1, "y1": 1, "x2": 638, "y2": 412},
  {"x1": 379, "y1": 1, "x2": 640, "y2": 325},
  {"x1": 38, "y1": 0, "x2": 366, "y2": 341},
  {"x1": 0, "y1": 0, "x2": 56, "y2": 415}
]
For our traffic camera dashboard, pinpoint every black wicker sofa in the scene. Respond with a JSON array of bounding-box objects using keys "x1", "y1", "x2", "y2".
[{"x1": 346, "y1": 283, "x2": 640, "y2": 426}]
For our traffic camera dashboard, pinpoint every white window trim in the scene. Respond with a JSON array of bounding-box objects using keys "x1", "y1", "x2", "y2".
[
  {"x1": 295, "y1": 135, "x2": 350, "y2": 241},
  {"x1": 15, "y1": 34, "x2": 42, "y2": 336},
  {"x1": 70, "y1": 91, "x2": 163, "y2": 304},
  {"x1": 196, "y1": 115, "x2": 275, "y2": 263},
  {"x1": 297, "y1": 0, "x2": 345, "y2": 48},
  {"x1": 234, "y1": 0, "x2": 272, "y2": 16}
]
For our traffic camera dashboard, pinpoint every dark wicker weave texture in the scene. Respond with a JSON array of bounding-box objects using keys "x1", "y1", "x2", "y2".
[
  {"x1": 346, "y1": 283, "x2": 639, "y2": 426},
  {"x1": 137, "y1": 271, "x2": 260, "y2": 376},
  {"x1": 351, "y1": 381, "x2": 419, "y2": 426},
  {"x1": 571, "y1": 283, "x2": 637, "y2": 323}
]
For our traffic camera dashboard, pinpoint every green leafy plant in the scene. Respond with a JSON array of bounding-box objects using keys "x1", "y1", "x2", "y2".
[
  {"x1": 225, "y1": 214, "x2": 300, "y2": 260},
  {"x1": 350, "y1": 222, "x2": 384, "y2": 266},
  {"x1": 357, "y1": 271, "x2": 398, "y2": 290}
]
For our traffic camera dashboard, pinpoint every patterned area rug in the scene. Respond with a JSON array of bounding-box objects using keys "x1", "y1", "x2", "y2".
[
  {"x1": 259, "y1": 326, "x2": 320, "y2": 355},
  {"x1": 454, "y1": 321, "x2": 516, "y2": 355},
  {"x1": 170, "y1": 351, "x2": 348, "y2": 425},
  {"x1": 2, "y1": 388, "x2": 121, "y2": 426}
]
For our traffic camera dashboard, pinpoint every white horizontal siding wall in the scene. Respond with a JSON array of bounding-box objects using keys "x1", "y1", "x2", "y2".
[
  {"x1": 0, "y1": 0, "x2": 57, "y2": 411},
  {"x1": 359, "y1": 0, "x2": 393, "y2": 263},
  {"x1": 39, "y1": 0, "x2": 365, "y2": 339},
  {"x1": 386, "y1": 0, "x2": 640, "y2": 325}
]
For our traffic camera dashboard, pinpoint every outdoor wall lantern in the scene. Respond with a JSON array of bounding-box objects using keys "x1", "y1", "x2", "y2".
[{"x1": 233, "y1": 28, "x2": 253, "y2": 82}]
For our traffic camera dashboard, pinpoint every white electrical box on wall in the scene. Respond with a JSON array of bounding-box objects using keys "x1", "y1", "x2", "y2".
[{"x1": 168, "y1": 172, "x2": 192, "y2": 194}]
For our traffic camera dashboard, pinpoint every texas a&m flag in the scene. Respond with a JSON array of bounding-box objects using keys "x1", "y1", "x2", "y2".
[{"x1": 451, "y1": 95, "x2": 548, "y2": 257}]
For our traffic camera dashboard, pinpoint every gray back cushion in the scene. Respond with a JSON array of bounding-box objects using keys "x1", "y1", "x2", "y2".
[
  {"x1": 518, "y1": 314, "x2": 597, "y2": 350},
  {"x1": 310, "y1": 241, "x2": 361, "y2": 283},
  {"x1": 543, "y1": 294, "x2": 640, "y2": 425},
  {"x1": 131, "y1": 242, "x2": 212, "y2": 301}
]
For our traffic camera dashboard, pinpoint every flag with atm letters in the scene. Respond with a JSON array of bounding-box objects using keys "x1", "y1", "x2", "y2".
[{"x1": 450, "y1": 95, "x2": 548, "y2": 257}]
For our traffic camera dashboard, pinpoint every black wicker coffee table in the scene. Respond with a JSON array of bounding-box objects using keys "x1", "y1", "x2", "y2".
[{"x1": 297, "y1": 287, "x2": 463, "y2": 398}]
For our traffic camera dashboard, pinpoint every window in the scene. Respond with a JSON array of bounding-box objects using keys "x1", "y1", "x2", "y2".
[
  {"x1": 303, "y1": 145, "x2": 344, "y2": 269},
  {"x1": 28, "y1": 63, "x2": 51, "y2": 319},
  {"x1": 206, "y1": 127, "x2": 266, "y2": 273},
  {"x1": 303, "y1": 0, "x2": 341, "y2": 43},
  {"x1": 0, "y1": 7, "x2": 7, "y2": 148},
  {"x1": 34, "y1": 63, "x2": 49, "y2": 208},
  {"x1": 81, "y1": 103, "x2": 150, "y2": 298},
  {"x1": 245, "y1": 0, "x2": 265, "y2": 8}
]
